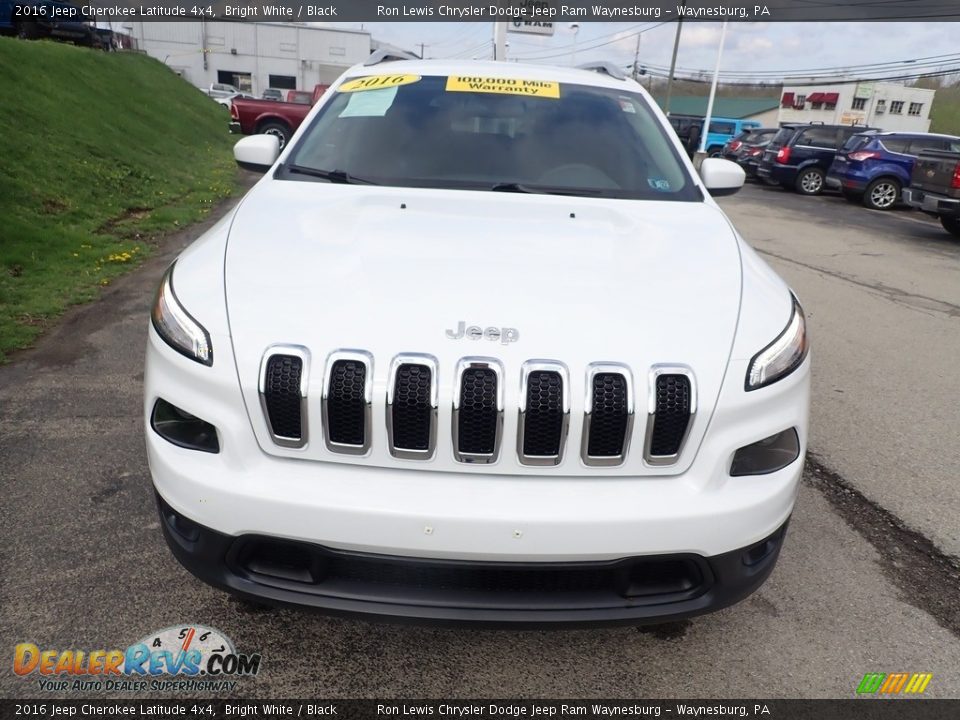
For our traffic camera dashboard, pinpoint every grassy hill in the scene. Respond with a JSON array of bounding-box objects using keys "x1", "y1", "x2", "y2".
[
  {"x1": 0, "y1": 38, "x2": 239, "y2": 361},
  {"x1": 929, "y1": 85, "x2": 960, "y2": 136}
]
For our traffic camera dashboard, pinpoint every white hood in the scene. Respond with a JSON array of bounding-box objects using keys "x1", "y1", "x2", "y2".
[{"x1": 224, "y1": 179, "x2": 743, "y2": 475}]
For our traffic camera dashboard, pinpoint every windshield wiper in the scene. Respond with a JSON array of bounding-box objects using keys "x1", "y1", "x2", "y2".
[
  {"x1": 285, "y1": 165, "x2": 376, "y2": 185},
  {"x1": 490, "y1": 182, "x2": 603, "y2": 197}
]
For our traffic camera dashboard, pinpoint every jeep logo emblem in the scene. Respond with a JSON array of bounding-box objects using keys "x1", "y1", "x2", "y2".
[{"x1": 445, "y1": 321, "x2": 519, "y2": 345}]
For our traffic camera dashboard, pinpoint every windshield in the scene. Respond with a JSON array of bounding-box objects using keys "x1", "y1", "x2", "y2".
[{"x1": 281, "y1": 74, "x2": 699, "y2": 201}]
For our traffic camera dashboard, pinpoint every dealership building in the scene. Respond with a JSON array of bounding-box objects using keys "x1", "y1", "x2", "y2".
[
  {"x1": 123, "y1": 22, "x2": 372, "y2": 94},
  {"x1": 777, "y1": 80, "x2": 935, "y2": 132}
]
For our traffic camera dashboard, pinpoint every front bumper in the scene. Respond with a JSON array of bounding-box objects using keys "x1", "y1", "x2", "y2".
[
  {"x1": 902, "y1": 187, "x2": 960, "y2": 215},
  {"x1": 157, "y1": 492, "x2": 791, "y2": 627},
  {"x1": 228, "y1": 121, "x2": 242, "y2": 134}
]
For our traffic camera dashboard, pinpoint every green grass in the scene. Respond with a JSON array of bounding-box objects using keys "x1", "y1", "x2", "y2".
[
  {"x1": 0, "y1": 37, "x2": 239, "y2": 361},
  {"x1": 929, "y1": 84, "x2": 960, "y2": 136}
]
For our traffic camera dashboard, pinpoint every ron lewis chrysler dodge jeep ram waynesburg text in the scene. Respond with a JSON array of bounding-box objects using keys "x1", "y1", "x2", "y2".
[{"x1": 145, "y1": 55, "x2": 810, "y2": 626}]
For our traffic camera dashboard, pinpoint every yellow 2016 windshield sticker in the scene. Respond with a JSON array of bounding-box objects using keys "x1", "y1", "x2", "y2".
[
  {"x1": 446, "y1": 76, "x2": 560, "y2": 99},
  {"x1": 338, "y1": 74, "x2": 421, "y2": 93}
]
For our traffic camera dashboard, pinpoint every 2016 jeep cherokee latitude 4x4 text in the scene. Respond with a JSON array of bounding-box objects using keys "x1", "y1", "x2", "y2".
[{"x1": 146, "y1": 57, "x2": 810, "y2": 626}]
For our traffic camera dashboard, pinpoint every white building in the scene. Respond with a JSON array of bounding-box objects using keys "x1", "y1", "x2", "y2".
[
  {"x1": 124, "y1": 22, "x2": 371, "y2": 95},
  {"x1": 777, "y1": 80, "x2": 935, "y2": 132}
]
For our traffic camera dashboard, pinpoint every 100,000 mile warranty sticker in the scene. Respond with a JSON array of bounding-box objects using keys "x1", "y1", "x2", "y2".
[{"x1": 446, "y1": 76, "x2": 560, "y2": 98}]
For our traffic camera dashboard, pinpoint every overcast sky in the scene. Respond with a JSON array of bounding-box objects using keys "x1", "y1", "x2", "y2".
[{"x1": 329, "y1": 22, "x2": 958, "y2": 82}]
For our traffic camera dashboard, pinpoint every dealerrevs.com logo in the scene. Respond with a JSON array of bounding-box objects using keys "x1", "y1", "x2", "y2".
[{"x1": 14, "y1": 625, "x2": 262, "y2": 693}]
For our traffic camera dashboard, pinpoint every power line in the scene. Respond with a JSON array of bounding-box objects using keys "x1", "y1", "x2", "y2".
[{"x1": 509, "y1": 21, "x2": 672, "y2": 61}]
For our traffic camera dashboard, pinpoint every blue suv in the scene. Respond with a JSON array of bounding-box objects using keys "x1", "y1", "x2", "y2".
[
  {"x1": 827, "y1": 132, "x2": 960, "y2": 210},
  {"x1": 758, "y1": 123, "x2": 870, "y2": 195}
]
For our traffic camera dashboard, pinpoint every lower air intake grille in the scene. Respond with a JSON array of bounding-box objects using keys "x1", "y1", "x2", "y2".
[
  {"x1": 263, "y1": 354, "x2": 303, "y2": 441},
  {"x1": 326, "y1": 359, "x2": 367, "y2": 447},
  {"x1": 391, "y1": 363, "x2": 432, "y2": 452},
  {"x1": 587, "y1": 373, "x2": 629, "y2": 457},
  {"x1": 522, "y1": 371, "x2": 564, "y2": 457},
  {"x1": 649, "y1": 374, "x2": 692, "y2": 457},
  {"x1": 457, "y1": 367, "x2": 499, "y2": 456}
]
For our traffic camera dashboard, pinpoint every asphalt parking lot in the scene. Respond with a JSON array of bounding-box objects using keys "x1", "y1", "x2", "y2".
[{"x1": 1, "y1": 182, "x2": 958, "y2": 699}]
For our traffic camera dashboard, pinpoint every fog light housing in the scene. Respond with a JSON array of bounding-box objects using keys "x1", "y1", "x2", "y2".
[
  {"x1": 730, "y1": 428, "x2": 799, "y2": 477},
  {"x1": 151, "y1": 398, "x2": 220, "y2": 453}
]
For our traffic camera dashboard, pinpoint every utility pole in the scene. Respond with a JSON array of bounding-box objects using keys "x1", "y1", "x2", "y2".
[
  {"x1": 493, "y1": 22, "x2": 508, "y2": 61},
  {"x1": 631, "y1": 34, "x2": 641, "y2": 81},
  {"x1": 664, "y1": 0, "x2": 686, "y2": 115},
  {"x1": 417, "y1": 43, "x2": 427, "y2": 59},
  {"x1": 698, "y1": 20, "x2": 728, "y2": 163}
]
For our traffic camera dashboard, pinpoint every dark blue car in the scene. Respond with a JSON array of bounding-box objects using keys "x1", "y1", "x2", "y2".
[{"x1": 827, "y1": 132, "x2": 960, "y2": 210}]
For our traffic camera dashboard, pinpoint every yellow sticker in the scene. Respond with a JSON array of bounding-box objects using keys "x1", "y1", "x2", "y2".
[
  {"x1": 445, "y1": 76, "x2": 560, "y2": 99},
  {"x1": 338, "y1": 74, "x2": 421, "y2": 93}
]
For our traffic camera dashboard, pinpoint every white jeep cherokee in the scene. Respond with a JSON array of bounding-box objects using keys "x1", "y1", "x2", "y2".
[{"x1": 146, "y1": 57, "x2": 810, "y2": 626}]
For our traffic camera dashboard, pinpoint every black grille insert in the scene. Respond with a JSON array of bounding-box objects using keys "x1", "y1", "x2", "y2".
[
  {"x1": 587, "y1": 373, "x2": 629, "y2": 457},
  {"x1": 522, "y1": 370, "x2": 564, "y2": 458},
  {"x1": 263, "y1": 354, "x2": 303, "y2": 441},
  {"x1": 391, "y1": 363, "x2": 433, "y2": 452},
  {"x1": 457, "y1": 367, "x2": 499, "y2": 456},
  {"x1": 326, "y1": 359, "x2": 367, "y2": 447},
  {"x1": 230, "y1": 536, "x2": 709, "y2": 609},
  {"x1": 649, "y1": 374, "x2": 692, "y2": 457}
]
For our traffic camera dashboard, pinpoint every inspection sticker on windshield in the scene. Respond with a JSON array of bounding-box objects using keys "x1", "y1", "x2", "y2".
[
  {"x1": 338, "y1": 74, "x2": 420, "y2": 93},
  {"x1": 648, "y1": 178, "x2": 672, "y2": 192},
  {"x1": 446, "y1": 76, "x2": 560, "y2": 98},
  {"x1": 339, "y1": 87, "x2": 399, "y2": 118}
]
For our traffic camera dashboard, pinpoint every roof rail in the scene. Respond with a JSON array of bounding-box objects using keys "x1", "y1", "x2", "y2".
[
  {"x1": 364, "y1": 49, "x2": 419, "y2": 66},
  {"x1": 576, "y1": 61, "x2": 627, "y2": 81}
]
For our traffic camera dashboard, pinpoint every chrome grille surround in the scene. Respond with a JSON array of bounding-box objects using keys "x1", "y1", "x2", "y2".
[
  {"x1": 321, "y1": 349, "x2": 374, "y2": 456},
  {"x1": 258, "y1": 345, "x2": 311, "y2": 449},
  {"x1": 517, "y1": 360, "x2": 570, "y2": 466},
  {"x1": 643, "y1": 364, "x2": 697, "y2": 466},
  {"x1": 386, "y1": 353, "x2": 440, "y2": 461},
  {"x1": 452, "y1": 357, "x2": 505, "y2": 464},
  {"x1": 580, "y1": 363, "x2": 635, "y2": 467}
]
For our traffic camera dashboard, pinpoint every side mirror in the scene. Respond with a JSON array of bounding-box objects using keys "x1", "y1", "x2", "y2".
[
  {"x1": 699, "y1": 158, "x2": 745, "y2": 197},
  {"x1": 234, "y1": 135, "x2": 280, "y2": 173}
]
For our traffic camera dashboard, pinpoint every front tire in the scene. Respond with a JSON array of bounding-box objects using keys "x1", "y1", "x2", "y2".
[
  {"x1": 863, "y1": 178, "x2": 900, "y2": 211},
  {"x1": 257, "y1": 121, "x2": 291, "y2": 150},
  {"x1": 941, "y1": 215, "x2": 960, "y2": 238},
  {"x1": 16, "y1": 22, "x2": 40, "y2": 40},
  {"x1": 795, "y1": 167, "x2": 825, "y2": 196}
]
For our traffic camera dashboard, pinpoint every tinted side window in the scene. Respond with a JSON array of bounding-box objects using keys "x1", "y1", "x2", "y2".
[
  {"x1": 880, "y1": 137, "x2": 911, "y2": 153},
  {"x1": 710, "y1": 122, "x2": 735, "y2": 135},
  {"x1": 905, "y1": 137, "x2": 947, "y2": 154},
  {"x1": 796, "y1": 127, "x2": 838, "y2": 148}
]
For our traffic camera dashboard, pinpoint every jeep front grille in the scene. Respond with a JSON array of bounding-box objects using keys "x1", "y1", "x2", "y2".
[
  {"x1": 259, "y1": 346, "x2": 310, "y2": 448},
  {"x1": 518, "y1": 361, "x2": 569, "y2": 466},
  {"x1": 644, "y1": 366, "x2": 696, "y2": 465},
  {"x1": 581, "y1": 364, "x2": 634, "y2": 467},
  {"x1": 322, "y1": 350, "x2": 373, "y2": 455},
  {"x1": 386, "y1": 354, "x2": 439, "y2": 460},
  {"x1": 452, "y1": 358, "x2": 504, "y2": 464},
  {"x1": 258, "y1": 348, "x2": 697, "y2": 467}
]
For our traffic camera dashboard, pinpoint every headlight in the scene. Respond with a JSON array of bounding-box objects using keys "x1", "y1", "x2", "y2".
[
  {"x1": 151, "y1": 262, "x2": 213, "y2": 366},
  {"x1": 746, "y1": 295, "x2": 807, "y2": 390}
]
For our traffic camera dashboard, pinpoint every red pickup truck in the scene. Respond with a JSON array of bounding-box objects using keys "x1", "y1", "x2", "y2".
[{"x1": 229, "y1": 83, "x2": 330, "y2": 150}]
